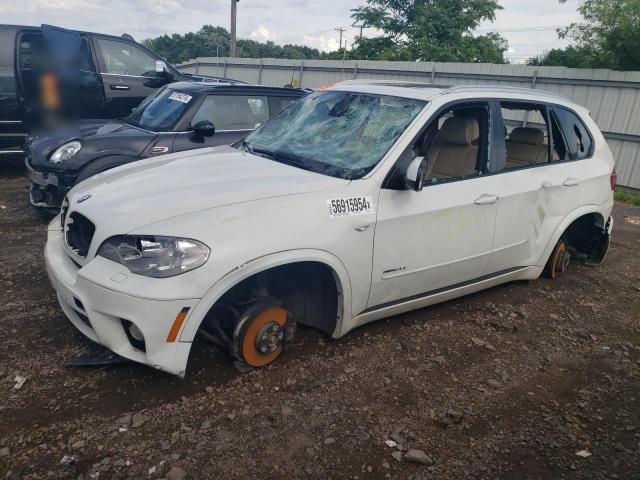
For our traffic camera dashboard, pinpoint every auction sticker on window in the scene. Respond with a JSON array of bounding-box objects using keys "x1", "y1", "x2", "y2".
[
  {"x1": 327, "y1": 196, "x2": 374, "y2": 218},
  {"x1": 168, "y1": 92, "x2": 192, "y2": 104}
]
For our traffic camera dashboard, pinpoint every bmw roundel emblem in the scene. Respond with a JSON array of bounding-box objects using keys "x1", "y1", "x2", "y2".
[{"x1": 77, "y1": 194, "x2": 92, "y2": 204}]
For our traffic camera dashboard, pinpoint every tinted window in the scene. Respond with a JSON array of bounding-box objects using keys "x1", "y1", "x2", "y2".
[
  {"x1": 191, "y1": 95, "x2": 269, "y2": 131},
  {"x1": 126, "y1": 88, "x2": 194, "y2": 131},
  {"x1": 554, "y1": 107, "x2": 592, "y2": 160},
  {"x1": 95, "y1": 38, "x2": 156, "y2": 77},
  {"x1": 268, "y1": 96, "x2": 300, "y2": 116},
  {"x1": 244, "y1": 91, "x2": 425, "y2": 179}
]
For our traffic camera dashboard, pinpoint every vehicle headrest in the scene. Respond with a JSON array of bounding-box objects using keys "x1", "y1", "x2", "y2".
[
  {"x1": 509, "y1": 127, "x2": 544, "y2": 146},
  {"x1": 437, "y1": 117, "x2": 479, "y2": 145}
]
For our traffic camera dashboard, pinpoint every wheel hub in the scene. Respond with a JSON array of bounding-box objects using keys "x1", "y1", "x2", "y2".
[
  {"x1": 255, "y1": 322, "x2": 284, "y2": 355},
  {"x1": 235, "y1": 306, "x2": 290, "y2": 367}
]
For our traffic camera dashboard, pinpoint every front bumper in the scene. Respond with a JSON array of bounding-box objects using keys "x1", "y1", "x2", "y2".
[
  {"x1": 26, "y1": 157, "x2": 71, "y2": 209},
  {"x1": 45, "y1": 222, "x2": 199, "y2": 376}
]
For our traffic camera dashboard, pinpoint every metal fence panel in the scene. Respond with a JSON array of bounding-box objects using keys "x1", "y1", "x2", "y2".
[{"x1": 179, "y1": 57, "x2": 640, "y2": 190}]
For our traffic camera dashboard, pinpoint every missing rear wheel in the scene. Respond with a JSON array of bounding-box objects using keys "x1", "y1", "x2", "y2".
[{"x1": 546, "y1": 240, "x2": 571, "y2": 279}]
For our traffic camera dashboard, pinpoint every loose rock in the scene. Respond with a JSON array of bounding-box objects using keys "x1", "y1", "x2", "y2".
[
  {"x1": 404, "y1": 449, "x2": 434, "y2": 465},
  {"x1": 166, "y1": 466, "x2": 188, "y2": 480}
]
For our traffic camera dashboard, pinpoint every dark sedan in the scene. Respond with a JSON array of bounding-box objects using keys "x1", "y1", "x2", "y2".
[{"x1": 26, "y1": 82, "x2": 308, "y2": 208}]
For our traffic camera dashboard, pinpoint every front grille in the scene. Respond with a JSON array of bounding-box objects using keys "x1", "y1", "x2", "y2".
[
  {"x1": 76, "y1": 311, "x2": 92, "y2": 329},
  {"x1": 60, "y1": 198, "x2": 69, "y2": 229},
  {"x1": 65, "y1": 212, "x2": 95, "y2": 257}
]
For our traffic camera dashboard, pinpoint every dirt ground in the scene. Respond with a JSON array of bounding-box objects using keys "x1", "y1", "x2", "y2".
[{"x1": 0, "y1": 160, "x2": 639, "y2": 480}]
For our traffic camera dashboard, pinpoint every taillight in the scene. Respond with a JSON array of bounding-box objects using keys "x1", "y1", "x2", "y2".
[{"x1": 610, "y1": 167, "x2": 617, "y2": 191}]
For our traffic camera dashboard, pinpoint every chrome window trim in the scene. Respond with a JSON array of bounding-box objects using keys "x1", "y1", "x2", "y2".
[{"x1": 100, "y1": 72, "x2": 157, "y2": 80}]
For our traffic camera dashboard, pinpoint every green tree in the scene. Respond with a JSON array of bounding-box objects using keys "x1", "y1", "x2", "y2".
[
  {"x1": 351, "y1": 0, "x2": 508, "y2": 62},
  {"x1": 554, "y1": 0, "x2": 640, "y2": 70},
  {"x1": 143, "y1": 25, "x2": 323, "y2": 64},
  {"x1": 528, "y1": 46, "x2": 600, "y2": 69}
]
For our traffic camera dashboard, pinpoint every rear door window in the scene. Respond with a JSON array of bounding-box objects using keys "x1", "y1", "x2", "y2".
[
  {"x1": 191, "y1": 95, "x2": 269, "y2": 131},
  {"x1": 553, "y1": 107, "x2": 593, "y2": 160},
  {"x1": 499, "y1": 102, "x2": 550, "y2": 170},
  {"x1": 94, "y1": 38, "x2": 157, "y2": 77}
]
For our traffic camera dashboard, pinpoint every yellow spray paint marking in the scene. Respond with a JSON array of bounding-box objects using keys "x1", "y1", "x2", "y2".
[{"x1": 437, "y1": 209, "x2": 489, "y2": 240}]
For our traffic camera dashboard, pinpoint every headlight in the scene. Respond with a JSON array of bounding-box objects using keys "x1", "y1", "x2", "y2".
[
  {"x1": 50, "y1": 141, "x2": 81, "y2": 163},
  {"x1": 97, "y1": 235, "x2": 209, "y2": 278}
]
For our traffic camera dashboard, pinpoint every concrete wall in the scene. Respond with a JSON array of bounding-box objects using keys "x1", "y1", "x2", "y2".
[{"x1": 179, "y1": 57, "x2": 640, "y2": 190}]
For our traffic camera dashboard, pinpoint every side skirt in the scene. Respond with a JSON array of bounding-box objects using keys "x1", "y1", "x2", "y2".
[{"x1": 345, "y1": 266, "x2": 541, "y2": 334}]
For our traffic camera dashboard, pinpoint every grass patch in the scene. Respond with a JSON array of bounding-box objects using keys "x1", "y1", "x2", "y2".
[{"x1": 615, "y1": 189, "x2": 640, "y2": 206}]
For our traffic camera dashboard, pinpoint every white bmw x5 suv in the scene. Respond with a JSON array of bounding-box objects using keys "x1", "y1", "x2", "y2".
[{"x1": 45, "y1": 81, "x2": 615, "y2": 376}]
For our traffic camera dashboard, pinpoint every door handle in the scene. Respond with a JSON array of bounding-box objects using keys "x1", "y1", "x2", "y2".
[
  {"x1": 110, "y1": 84, "x2": 130, "y2": 90},
  {"x1": 354, "y1": 224, "x2": 370, "y2": 232},
  {"x1": 474, "y1": 194, "x2": 498, "y2": 205},
  {"x1": 563, "y1": 178, "x2": 579, "y2": 187}
]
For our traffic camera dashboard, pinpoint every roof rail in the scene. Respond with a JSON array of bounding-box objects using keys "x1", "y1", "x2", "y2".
[
  {"x1": 440, "y1": 85, "x2": 570, "y2": 102},
  {"x1": 334, "y1": 79, "x2": 451, "y2": 89}
]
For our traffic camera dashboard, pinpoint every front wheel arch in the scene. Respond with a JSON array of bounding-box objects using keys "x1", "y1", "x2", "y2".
[
  {"x1": 179, "y1": 251, "x2": 352, "y2": 345},
  {"x1": 75, "y1": 154, "x2": 139, "y2": 184}
]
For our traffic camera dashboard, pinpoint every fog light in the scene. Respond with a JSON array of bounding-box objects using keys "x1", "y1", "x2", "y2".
[{"x1": 128, "y1": 323, "x2": 144, "y2": 342}]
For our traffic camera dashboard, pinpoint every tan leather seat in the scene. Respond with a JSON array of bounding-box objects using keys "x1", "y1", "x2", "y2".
[
  {"x1": 505, "y1": 127, "x2": 548, "y2": 168},
  {"x1": 424, "y1": 117, "x2": 480, "y2": 180}
]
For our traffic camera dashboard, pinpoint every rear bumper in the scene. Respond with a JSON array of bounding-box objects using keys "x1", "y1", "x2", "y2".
[{"x1": 45, "y1": 222, "x2": 198, "y2": 376}]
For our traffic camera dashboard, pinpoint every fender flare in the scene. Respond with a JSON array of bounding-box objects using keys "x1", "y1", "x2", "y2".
[
  {"x1": 537, "y1": 204, "x2": 609, "y2": 268},
  {"x1": 75, "y1": 154, "x2": 139, "y2": 184},
  {"x1": 178, "y1": 249, "x2": 353, "y2": 343}
]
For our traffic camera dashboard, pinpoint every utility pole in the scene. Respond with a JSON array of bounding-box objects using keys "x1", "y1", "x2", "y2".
[
  {"x1": 230, "y1": 0, "x2": 238, "y2": 57},
  {"x1": 335, "y1": 27, "x2": 346, "y2": 50},
  {"x1": 352, "y1": 22, "x2": 368, "y2": 40}
]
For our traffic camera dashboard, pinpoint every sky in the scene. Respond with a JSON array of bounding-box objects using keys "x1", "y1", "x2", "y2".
[{"x1": 1, "y1": 0, "x2": 583, "y2": 63}]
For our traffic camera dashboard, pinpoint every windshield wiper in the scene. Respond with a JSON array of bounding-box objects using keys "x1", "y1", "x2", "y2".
[
  {"x1": 239, "y1": 139, "x2": 256, "y2": 154},
  {"x1": 241, "y1": 141, "x2": 283, "y2": 162},
  {"x1": 242, "y1": 141, "x2": 324, "y2": 173}
]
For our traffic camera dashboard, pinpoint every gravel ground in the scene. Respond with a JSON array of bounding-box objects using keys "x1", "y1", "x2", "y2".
[{"x1": 1, "y1": 161, "x2": 639, "y2": 480}]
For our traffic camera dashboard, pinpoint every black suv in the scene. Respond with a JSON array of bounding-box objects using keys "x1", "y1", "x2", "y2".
[
  {"x1": 0, "y1": 24, "x2": 239, "y2": 161},
  {"x1": 26, "y1": 82, "x2": 308, "y2": 209}
]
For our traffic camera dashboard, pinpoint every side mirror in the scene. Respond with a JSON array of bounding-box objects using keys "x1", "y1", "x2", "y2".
[
  {"x1": 405, "y1": 156, "x2": 428, "y2": 192},
  {"x1": 155, "y1": 60, "x2": 166, "y2": 73},
  {"x1": 192, "y1": 120, "x2": 216, "y2": 137}
]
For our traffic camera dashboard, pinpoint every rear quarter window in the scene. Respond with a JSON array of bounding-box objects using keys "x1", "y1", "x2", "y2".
[{"x1": 553, "y1": 107, "x2": 593, "y2": 160}]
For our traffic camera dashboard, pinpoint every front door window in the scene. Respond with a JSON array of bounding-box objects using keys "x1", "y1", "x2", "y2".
[
  {"x1": 191, "y1": 95, "x2": 270, "y2": 131},
  {"x1": 95, "y1": 38, "x2": 157, "y2": 77}
]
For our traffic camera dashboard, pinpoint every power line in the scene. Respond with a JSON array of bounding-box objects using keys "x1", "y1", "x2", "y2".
[{"x1": 476, "y1": 26, "x2": 564, "y2": 33}]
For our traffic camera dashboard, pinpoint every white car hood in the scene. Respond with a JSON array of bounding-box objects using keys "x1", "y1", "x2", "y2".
[{"x1": 67, "y1": 145, "x2": 349, "y2": 233}]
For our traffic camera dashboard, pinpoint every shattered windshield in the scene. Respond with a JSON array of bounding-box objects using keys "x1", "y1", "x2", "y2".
[
  {"x1": 243, "y1": 91, "x2": 426, "y2": 179},
  {"x1": 126, "y1": 87, "x2": 194, "y2": 132}
]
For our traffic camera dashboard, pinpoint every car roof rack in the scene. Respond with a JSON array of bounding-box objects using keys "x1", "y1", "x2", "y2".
[
  {"x1": 334, "y1": 80, "x2": 571, "y2": 102},
  {"x1": 440, "y1": 85, "x2": 571, "y2": 102},
  {"x1": 334, "y1": 79, "x2": 452, "y2": 89}
]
